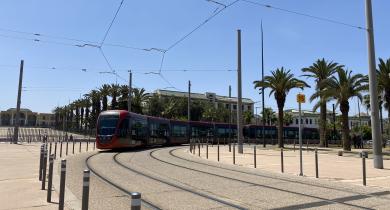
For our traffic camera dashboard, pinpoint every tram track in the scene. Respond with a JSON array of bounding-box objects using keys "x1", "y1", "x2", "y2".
[
  {"x1": 85, "y1": 152, "x2": 161, "y2": 210},
  {"x1": 169, "y1": 147, "x2": 390, "y2": 202},
  {"x1": 149, "y1": 147, "x2": 375, "y2": 210},
  {"x1": 113, "y1": 152, "x2": 247, "y2": 210}
]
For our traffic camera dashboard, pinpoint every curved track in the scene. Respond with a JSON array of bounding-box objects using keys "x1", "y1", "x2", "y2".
[{"x1": 85, "y1": 152, "x2": 161, "y2": 210}]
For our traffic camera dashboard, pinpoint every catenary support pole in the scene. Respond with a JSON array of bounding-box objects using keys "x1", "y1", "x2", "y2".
[
  {"x1": 254, "y1": 145, "x2": 257, "y2": 168},
  {"x1": 365, "y1": 0, "x2": 383, "y2": 169},
  {"x1": 237, "y1": 29, "x2": 244, "y2": 154},
  {"x1": 13, "y1": 60, "x2": 24, "y2": 144},
  {"x1": 41, "y1": 149, "x2": 47, "y2": 190},
  {"x1": 281, "y1": 148, "x2": 284, "y2": 173},
  {"x1": 315, "y1": 148, "x2": 319, "y2": 178},
  {"x1": 188, "y1": 80, "x2": 191, "y2": 145},
  {"x1": 261, "y1": 21, "x2": 266, "y2": 148},
  {"x1": 229, "y1": 85, "x2": 232, "y2": 152},
  {"x1": 128, "y1": 70, "x2": 132, "y2": 112},
  {"x1": 299, "y1": 102, "x2": 303, "y2": 176}
]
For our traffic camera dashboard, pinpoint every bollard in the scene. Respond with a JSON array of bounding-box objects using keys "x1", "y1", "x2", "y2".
[
  {"x1": 49, "y1": 141, "x2": 52, "y2": 155},
  {"x1": 47, "y1": 154, "x2": 54, "y2": 202},
  {"x1": 229, "y1": 142, "x2": 231, "y2": 152},
  {"x1": 131, "y1": 192, "x2": 141, "y2": 210},
  {"x1": 39, "y1": 145, "x2": 44, "y2": 181},
  {"x1": 361, "y1": 151, "x2": 368, "y2": 186},
  {"x1": 254, "y1": 145, "x2": 257, "y2": 168},
  {"x1": 217, "y1": 142, "x2": 220, "y2": 162},
  {"x1": 59, "y1": 160, "x2": 66, "y2": 210},
  {"x1": 82, "y1": 169, "x2": 90, "y2": 210},
  {"x1": 93, "y1": 141, "x2": 96, "y2": 150},
  {"x1": 206, "y1": 142, "x2": 208, "y2": 159},
  {"x1": 281, "y1": 148, "x2": 284, "y2": 173},
  {"x1": 54, "y1": 141, "x2": 57, "y2": 159},
  {"x1": 315, "y1": 148, "x2": 319, "y2": 178},
  {"x1": 86, "y1": 139, "x2": 89, "y2": 151},
  {"x1": 79, "y1": 141, "x2": 82, "y2": 153},
  {"x1": 198, "y1": 142, "x2": 200, "y2": 157},
  {"x1": 233, "y1": 143, "x2": 236, "y2": 165},
  {"x1": 41, "y1": 149, "x2": 47, "y2": 190},
  {"x1": 72, "y1": 140, "x2": 75, "y2": 154},
  {"x1": 66, "y1": 140, "x2": 69, "y2": 156},
  {"x1": 60, "y1": 141, "x2": 63, "y2": 158}
]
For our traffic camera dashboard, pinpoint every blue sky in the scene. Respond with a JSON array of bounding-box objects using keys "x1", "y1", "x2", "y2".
[{"x1": 0, "y1": 0, "x2": 389, "y2": 115}]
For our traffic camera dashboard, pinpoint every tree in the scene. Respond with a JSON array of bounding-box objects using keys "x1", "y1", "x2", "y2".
[
  {"x1": 110, "y1": 84, "x2": 120, "y2": 110},
  {"x1": 376, "y1": 58, "x2": 390, "y2": 136},
  {"x1": 243, "y1": 111, "x2": 253, "y2": 125},
  {"x1": 132, "y1": 88, "x2": 148, "y2": 114},
  {"x1": 118, "y1": 85, "x2": 129, "y2": 110},
  {"x1": 254, "y1": 67, "x2": 309, "y2": 147},
  {"x1": 302, "y1": 59, "x2": 342, "y2": 147},
  {"x1": 262, "y1": 107, "x2": 276, "y2": 125},
  {"x1": 320, "y1": 68, "x2": 368, "y2": 151},
  {"x1": 99, "y1": 84, "x2": 111, "y2": 111},
  {"x1": 283, "y1": 112, "x2": 293, "y2": 126}
]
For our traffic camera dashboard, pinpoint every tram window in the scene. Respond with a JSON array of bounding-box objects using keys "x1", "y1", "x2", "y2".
[
  {"x1": 172, "y1": 125, "x2": 187, "y2": 137},
  {"x1": 118, "y1": 118, "x2": 129, "y2": 137},
  {"x1": 130, "y1": 118, "x2": 147, "y2": 140}
]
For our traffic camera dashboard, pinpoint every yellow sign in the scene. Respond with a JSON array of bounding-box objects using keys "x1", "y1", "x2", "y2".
[{"x1": 297, "y1": 94, "x2": 305, "y2": 103}]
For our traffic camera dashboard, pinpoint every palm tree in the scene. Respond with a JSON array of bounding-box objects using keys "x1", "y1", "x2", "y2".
[
  {"x1": 377, "y1": 58, "x2": 390, "y2": 136},
  {"x1": 302, "y1": 59, "x2": 343, "y2": 147},
  {"x1": 243, "y1": 111, "x2": 253, "y2": 124},
  {"x1": 110, "y1": 84, "x2": 120, "y2": 110},
  {"x1": 118, "y1": 85, "x2": 129, "y2": 110},
  {"x1": 132, "y1": 88, "x2": 148, "y2": 114},
  {"x1": 320, "y1": 68, "x2": 368, "y2": 151},
  {"x1": 99, "y1": 84, "x2": 111, "y2": 111},
  {"x1": 85, "y1": 90, "x2": 101, "y2": 129},
  {"x1": 262, "y1": 107, "x2": 276, "y2": 125},
  {"x1": 254, "y1": 67, "x2": 309, "y2": 148}
]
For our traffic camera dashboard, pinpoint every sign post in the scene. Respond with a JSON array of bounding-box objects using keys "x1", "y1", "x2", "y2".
[{"x1": 297, "y1": 93, "x2": 305, "y2": 176}]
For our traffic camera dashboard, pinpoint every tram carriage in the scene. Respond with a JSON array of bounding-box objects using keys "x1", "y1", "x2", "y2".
[{"x1": 96, "y1": 110, "x2": 319, "y2": 149}]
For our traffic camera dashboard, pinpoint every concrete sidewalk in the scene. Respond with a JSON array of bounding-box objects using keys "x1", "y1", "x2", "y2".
[
  {"x1": 193, "y1": 144, "x2": 390, "y2": 189},
  {"x1": 0, "y1": 143, "x2": 63, "y2": 210}
]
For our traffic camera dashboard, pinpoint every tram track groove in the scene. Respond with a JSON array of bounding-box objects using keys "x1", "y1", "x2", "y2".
[
  {"x1": 113, "y1": 152, "x2": 248, "y2": 210},
  {"x1": 149, "y1": 147, "x2": 374, "y2": 210},
  {"x1": 169, "y1": 147, "x2": 390, "y2": 202},
  {"x1": 85, "y1": 152, "x2": 161, "y2": 210}
]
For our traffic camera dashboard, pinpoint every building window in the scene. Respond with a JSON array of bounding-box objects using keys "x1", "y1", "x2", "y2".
[
  {"x1": 233, "y1": 105, "x2": 237, "y2": 110},
  {"x1": 310, "y1": 119, "x2": 312, "y2": 124},
  {"x1": 296, "y1": 119, "x2": 298, "y2": 125},
  {"x1": 225, "y1": 104, "x2": 229, "y2": 109},
  {"x1": 247, "y1": 105, "x2": 251, "y2": 111},
  {"x1": 305, "y1": 119, "x2": 308, "y2": 124}
]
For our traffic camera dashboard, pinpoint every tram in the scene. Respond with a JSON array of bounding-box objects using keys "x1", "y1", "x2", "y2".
[{"x1": 96, "y1": 110, "x2": 319, "y2": 149}]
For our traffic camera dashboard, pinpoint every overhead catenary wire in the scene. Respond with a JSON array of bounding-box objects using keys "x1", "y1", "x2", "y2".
[
  {"x1": 99, "y1": 0, "x2": 125, "y2": 46},
  {"x1": 241, "y1": 0, "x2": 366, "y2": 30}
]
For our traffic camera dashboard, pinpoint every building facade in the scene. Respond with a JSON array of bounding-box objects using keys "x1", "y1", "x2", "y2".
[
  {"x1": 0, "y1": 108, "x2": 55, "y2": 127},
  {"x1": 152, "y1": 89, "x2": 254, "y2": 121},
  {"x1": 284, "y1": 109, "x2": 371, "y2": 129}
]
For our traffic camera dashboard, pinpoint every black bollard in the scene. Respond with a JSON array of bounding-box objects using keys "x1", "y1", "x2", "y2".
[
  {"x1": 233, "y1": 143, "x2": 236, "y2": 165},
  {"x1": 54, "y1": 141, "x2": 57, "y2": 159},
  {"x1": 315, "y1": 148, "x2": 319, "y2": 178},
  {"x1": 131, "y1": 192, "x2": 141, "y2": 210},
  {"x1": 82, "y1": 169, "x2": 90, "y2": 210},
  {"x1": 41, "y1": 149, "x2": 47, "y2": 190},
  {"x1": 66, "y1": 140, "x2": 68, "y2": 156},
  {"x1": 60, "y1": 141, "x2": 63, "y2": 158},
  {"x1": 217, "y1": 141, "x2": 220, "y2": 162},
  {"x1": 49, "y1": 141, "x2": 52, "y2": 155},
  {"x1": 281, "y1": 148, "x2": 284, "y2": 173},
  {"x1": 198, "y1": 142, "x2": 200, "y2": 157},
  {"x1": 86, "y1": 139, "x2": 89, "y2": 151},
  {"x1": 47, "y1": 154, "x2": 54, "y2": 202},
  {"x1": 39, "y1": 145, "x2": 44, "y2": 181},
  {"x1": 254, "y1": 145, "x2": 257, "y2": 168},
  {"x1": 72, "y1": 140, "x2": 75, "y2": 154},
  {"x1": 206, "y1": 142, "x2": 208, "y2": 159},
  {"x1": 59, "y1": 160, "x2": 66, "y2": 210},
  {"x1": 79, "y1": 141, "x2": 82, "y2": 153},
  {"x1": 361, "y1": 151, "x2": 368, "y2": 186}
]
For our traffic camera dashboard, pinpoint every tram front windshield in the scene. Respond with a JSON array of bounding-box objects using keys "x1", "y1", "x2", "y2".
[{"x1": 98, "y1": 115, "x2": 119, "y2": 135}]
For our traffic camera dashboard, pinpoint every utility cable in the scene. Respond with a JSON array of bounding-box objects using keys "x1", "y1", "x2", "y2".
[
  {"x1": 100, "y1": 0, "x2": 125, "y2": 46},
  {"x1": 241, "y1": 0, "x2": 366, "y2": 30}
]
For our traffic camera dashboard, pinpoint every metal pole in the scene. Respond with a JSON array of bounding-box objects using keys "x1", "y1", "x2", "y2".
[
  {"x1": 60, "y1": 140, "x2": 63, "y2": 158},
  {"x1": 13, "y1": 60, "x2": 24, "y2": 144},
  {"x1": 233, "y1": 143, "x2": 236, "y2": 164},
  {"x1": 363, "y1": 156, "x2": 367, "y2": 186},
  {"x1": 72, "y1": 139, "x2": 75, "y2": 154},
  {"x1": 54, "y1": 141, "x2": 57, "y2": 159},
  {"x1": 333, "y1": 104, "x2": 336, "y2": 145},
  {"x1": 299, "y1": 102, "x2": 303, "y2": 176},
  {"x1": 39, "y1": 145, "x2": 44, "y2": 181},
  {"x1": 315, "y1": 148, "x2": 319, "y2": 178},
  {"x1": 41, "y1": 149, "x2": 47, "y2": 190},
  {"x1": 79, "y1": 140, "x2": 82, "y2": 153},
  {"x1": 254, "y1": 145, "x2": 257, "y2": 168},
  {"x1": 237, "y1": 29, "x2": 243, "y2": 154},
  {"x1": 65, "y1": 138, "x2": 68, "y2": 156},
  {"x1": 131, "y1": 192, "x2": 141, "y2": 210},
  {"x1": 281, "y1": 148, "x2": 284, "y2": 173},
  {"x1": 217, "y1": 140, "x2": 220, "y2": 162},
  {"x1": 47, "y1": 154, "x2": 54, "y2": 202},
  {"x1": 229, "y1": 85, "x2": 232, "y2": 152},
  {"x1": 261, "y1": 21, "x2": 266, "y2": 148},
  {"x1": 365, "y1": 0, "x2": 383, "y2": 169},
  {"x1": 59, "y1": 160, "x2": 66, "y2": 210},
  {"x1": 206, "y1": 141, "x2": 208, "y2": 159},
  {"x1": 128, "y1": 70, "x2": 132, "y2": 112},
  {"x1": 188, "y1": 80, "x2": 191, "y2": 144},
  {"x1": 82, "y1": 169, "x2": 90, "y2": 210}
]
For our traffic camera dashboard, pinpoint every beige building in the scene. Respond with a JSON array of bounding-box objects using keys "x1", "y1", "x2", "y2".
[{"x1": 0, "y1": 108, "x2": 55, "y2": 127}]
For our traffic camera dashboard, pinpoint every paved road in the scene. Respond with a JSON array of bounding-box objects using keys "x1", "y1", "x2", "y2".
[{"x1": 65, "y1": 146, "x2": 390, "y2": 209}]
